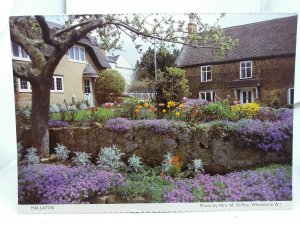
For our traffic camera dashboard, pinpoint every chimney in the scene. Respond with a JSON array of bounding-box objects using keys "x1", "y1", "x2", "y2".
[{"x1": 188, "y1": 14, "x2": 197, "y2": 34}]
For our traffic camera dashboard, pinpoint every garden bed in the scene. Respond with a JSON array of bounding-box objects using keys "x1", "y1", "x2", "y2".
[{"x1": 18, "y1": 164, "x2": 292, "y2": 204}]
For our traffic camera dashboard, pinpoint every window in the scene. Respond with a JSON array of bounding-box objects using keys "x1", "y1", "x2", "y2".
[
  {"x1": 84, "y1": 79, "x2": 92, "y2": 94},
  {"x1": 51, "y1": 76, "x2": 64, "y2": 92},
  {"x1": 201, "y1": 65, "x2": 212, "y2": 82},
  {"x1": 69, "y1": 45, "x2": 85, "y2": 62},
  {"x1": 11, "y1": 42, "x2": 30, "y2": 61},
  {"x1": 18, "y1": 79, "x2": 31, "y2": 92},
  {"x1": 240, "y1": 61, "x2": 252, "y2": 79},
  {"x1": 199, "y1": 91, "x2": 215, "y2": 102},
  {"x1": 288, "y1": 88, "x2": 294, "y2": 105}
]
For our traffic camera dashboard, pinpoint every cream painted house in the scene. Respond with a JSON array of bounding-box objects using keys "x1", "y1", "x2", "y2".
[
  {"x1": 13, "y1": 36, "x2": 110, "y2": 108},
  {"x1": 108, "y1": 54, "x2": 136, "y2": 89}
]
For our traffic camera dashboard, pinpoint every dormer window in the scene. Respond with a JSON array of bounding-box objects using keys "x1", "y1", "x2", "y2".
[
  {"x1": 11, "y1": 42, "x2": 30, "y2": 61},
  {"x1": 240, "y1": 61, "x2": 252, "y2": 79},
  {"x1": 69, "y1": 45, "x2": 85, "y2": 63}
]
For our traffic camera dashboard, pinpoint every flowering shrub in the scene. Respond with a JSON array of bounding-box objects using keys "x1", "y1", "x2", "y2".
[
  {"x1": 134, "y1": 100, "x2": 156, "y2": 119},
  {"x1": 164, "y1": 167, "x2": 292, "y2": 202},
  {"x1": 105, "y1": 118, "x2": 134, "y2": 132},
  {"x1": 231, "y1": 103, "x2": 260, "y2": 120},
  {"x1": 105, "y1": 118, "x2": 186, "y2": 134},
  {"x1": 48, "y1": 120, "x2": 69, "y2": 127},
  {"x1": 18, "y1": 164, "x2": 125, "y2": 204},
  {"x1": 232, "y1": 117, "x2": 292, "y2": 152}
]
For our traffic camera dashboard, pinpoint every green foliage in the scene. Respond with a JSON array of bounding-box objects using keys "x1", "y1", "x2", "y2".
[
  {"x1": 115, "y1": 98, "x2": 140, "y2": 119},
  {"x1": 264, "y1": 90, "x2": 284, "y2": 108},
  {"x1": 95, "y1": 69, "x2": 126, "y2": 103},
  {"x1": 135, "y1": 47, "x2": 179, "y2": 80},
  {"x1": 153, "y1": 67, "x2": 190, "y2": 114},
  {"x1": 113, "y1": 168, "x2": 173, "y2": 202},
  {"x1": 203, "y1": 100, "x2": 232, "y2": 121}
]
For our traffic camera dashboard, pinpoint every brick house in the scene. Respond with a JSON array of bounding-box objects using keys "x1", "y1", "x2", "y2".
[
  {"x1": 175, "y1": 16, "x2": 297, "y2": 105},
  {"x1": 12, "y1": 21, "x2": 111, "y2": 109}
]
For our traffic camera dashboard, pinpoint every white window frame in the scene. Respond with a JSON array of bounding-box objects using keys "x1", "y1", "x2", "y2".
[
  {"x1": 69, "y1": 45, "x2": 86, "y2": 63},
  {"x1": 18, "y1": 79, "x2": 31, "y2": 92},
  {"x1": 11, "y1": 42, "x2": 30, "y2": 61},
  {"x1": 51, "y1": 76, "x2": 64, "y2": 93},
  {"x1": 200, "y1": 65, "x2": 212, "y2": 82},
  {"x1": 240, "y1": 88, "x2": 254, "y2": 104},
  {"x1": 240, "y1": 61, "x2": 252, "y2": 79},
  {"x1": 199, "y1": 91, "x2": 216, "y2": 101},
  {"x1": 288, "y1": 88, "x2": 294, "y2": 105}
]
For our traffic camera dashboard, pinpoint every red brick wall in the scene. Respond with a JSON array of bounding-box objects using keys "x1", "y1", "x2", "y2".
[{"x1": 184, "y1": 56, "x2": 295, "y2": 104}]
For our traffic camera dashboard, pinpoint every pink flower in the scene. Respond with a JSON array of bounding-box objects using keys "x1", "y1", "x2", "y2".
[{"x1": 182, "y1": 97, "x2": 188, "y2": 102}]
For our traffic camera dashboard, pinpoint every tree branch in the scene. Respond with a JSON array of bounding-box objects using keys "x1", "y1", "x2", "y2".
[
  {"x1": 9, "y1": 18, "x2": 46, "y2": 71},
  {"x1": 13, "y1": 62, "x2": 39, "y2": 83},
  {"x1": 54, "y1": 19, "x2": 94, "y2": 37},
  {"x1": 35, "y1": 16, "x2": 61, "y2": 47}
]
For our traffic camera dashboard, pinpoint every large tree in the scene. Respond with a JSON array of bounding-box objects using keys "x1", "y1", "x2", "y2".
[
  {"x1": 10, "y1": 14, "x2": 238, "y2": 157},
  {"x1": 135, "y1": 47, "x2": 179, "y2": 80}
]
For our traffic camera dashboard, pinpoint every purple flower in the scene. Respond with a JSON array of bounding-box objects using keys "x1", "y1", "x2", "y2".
[
  {"x1": 48, "y1": 120, "x2": 69, "y2": 127},
  {"x1": 18, "y1": 164, "x2": 125, "y2": 204}
]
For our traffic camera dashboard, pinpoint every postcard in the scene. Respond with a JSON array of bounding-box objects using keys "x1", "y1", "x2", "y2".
[{"x1": 11, "y1": 13, "x2": 296, "y2": 213}]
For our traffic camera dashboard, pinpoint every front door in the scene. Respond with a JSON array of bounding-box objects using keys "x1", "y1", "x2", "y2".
[
  {"x1": 84, "y1": 78, "x2": 94, "y2": 106},
  {"x1": 240, "y1": 89, "x2": 253, "y2": 104}
]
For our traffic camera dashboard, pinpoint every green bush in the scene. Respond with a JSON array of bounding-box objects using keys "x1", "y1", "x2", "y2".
[
  {"x1": 152, "y1": 67, "x2": 190, "y2": 115},
  {"x1": 203, "y1": 101, "x2": 232, "y2": 121},
  {"x1": 95, "y1": 69, "x2": 126, "y2": 103}
]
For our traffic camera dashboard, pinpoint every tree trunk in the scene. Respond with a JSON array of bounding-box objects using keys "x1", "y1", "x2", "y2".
[{"x1": 30, "y1": 79, "x2": 51, "y2": 158}]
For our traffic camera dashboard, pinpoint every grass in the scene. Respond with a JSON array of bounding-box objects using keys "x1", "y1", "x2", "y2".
[{"x1": 50, "y1": 107, "x2": 115, "y2": 121}]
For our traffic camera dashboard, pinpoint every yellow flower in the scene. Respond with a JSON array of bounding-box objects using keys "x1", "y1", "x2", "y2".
[
  {"x1": 162, "y1": 109, "x2": 167, "y2": 113},
  {"x1": 179, "y1": 104, "x2": 184, "y2": 110},
  {"x1": 135, "y1": 109, "x2": 140, "y2": 114},
  {"x1": 138, "y1": 105, "x2": 143, "y2": 110},
  {"x1": 167, "y1": 101, "x2": 176, "y2": 108},
  {"x1": 175, "y1": 111, "x2": 180, "y2": 117},
  {"x1": 143, "y1": 102, "x2": 149, "y2": 108}
]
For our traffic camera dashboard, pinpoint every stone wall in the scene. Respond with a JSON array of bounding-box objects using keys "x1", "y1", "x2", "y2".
[{"x1": 17, "y1": 126, "x2": 292, "y2": 174}]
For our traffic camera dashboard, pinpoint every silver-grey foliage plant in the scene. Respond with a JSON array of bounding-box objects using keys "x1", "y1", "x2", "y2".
[
  {"x1": 24, "y1": 147, "x2": 40, "y2": 165},
  {"x1": 54, "y1": 143, "x2": 70, "y2": 161},
  {"x1": 72, "y1": 151, "x2": 91, "y2": 166},
  {"x1": 128, "y1": 154, "x2": 143, "y2": 172},
  {"x1": 188, "y1": 159, "x2": 204, "y2": 174},
  {"x1": 97, "y1": 145, "x2": 125, "y2": 170}
]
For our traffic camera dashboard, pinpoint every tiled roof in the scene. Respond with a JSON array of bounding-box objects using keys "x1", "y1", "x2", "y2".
[{"x1": 175, "y1": 16, "x2": 297, "y2": 67}]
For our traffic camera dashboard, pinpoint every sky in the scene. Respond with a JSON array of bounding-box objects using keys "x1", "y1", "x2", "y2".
[{"x1": 112, "y1": 13, "x2": 296, "y2": 67}]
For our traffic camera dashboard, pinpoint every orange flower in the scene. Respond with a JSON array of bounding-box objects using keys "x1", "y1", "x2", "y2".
[
  {"x1": 192, "y1": 111, "x2": 198, "y2": 117},
  {"x1": 149, "y1": 106, "x2": 156, "y2": 112},
  {"x1": 171, "y1": 155, "x2": 181, "y2": 170}
]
